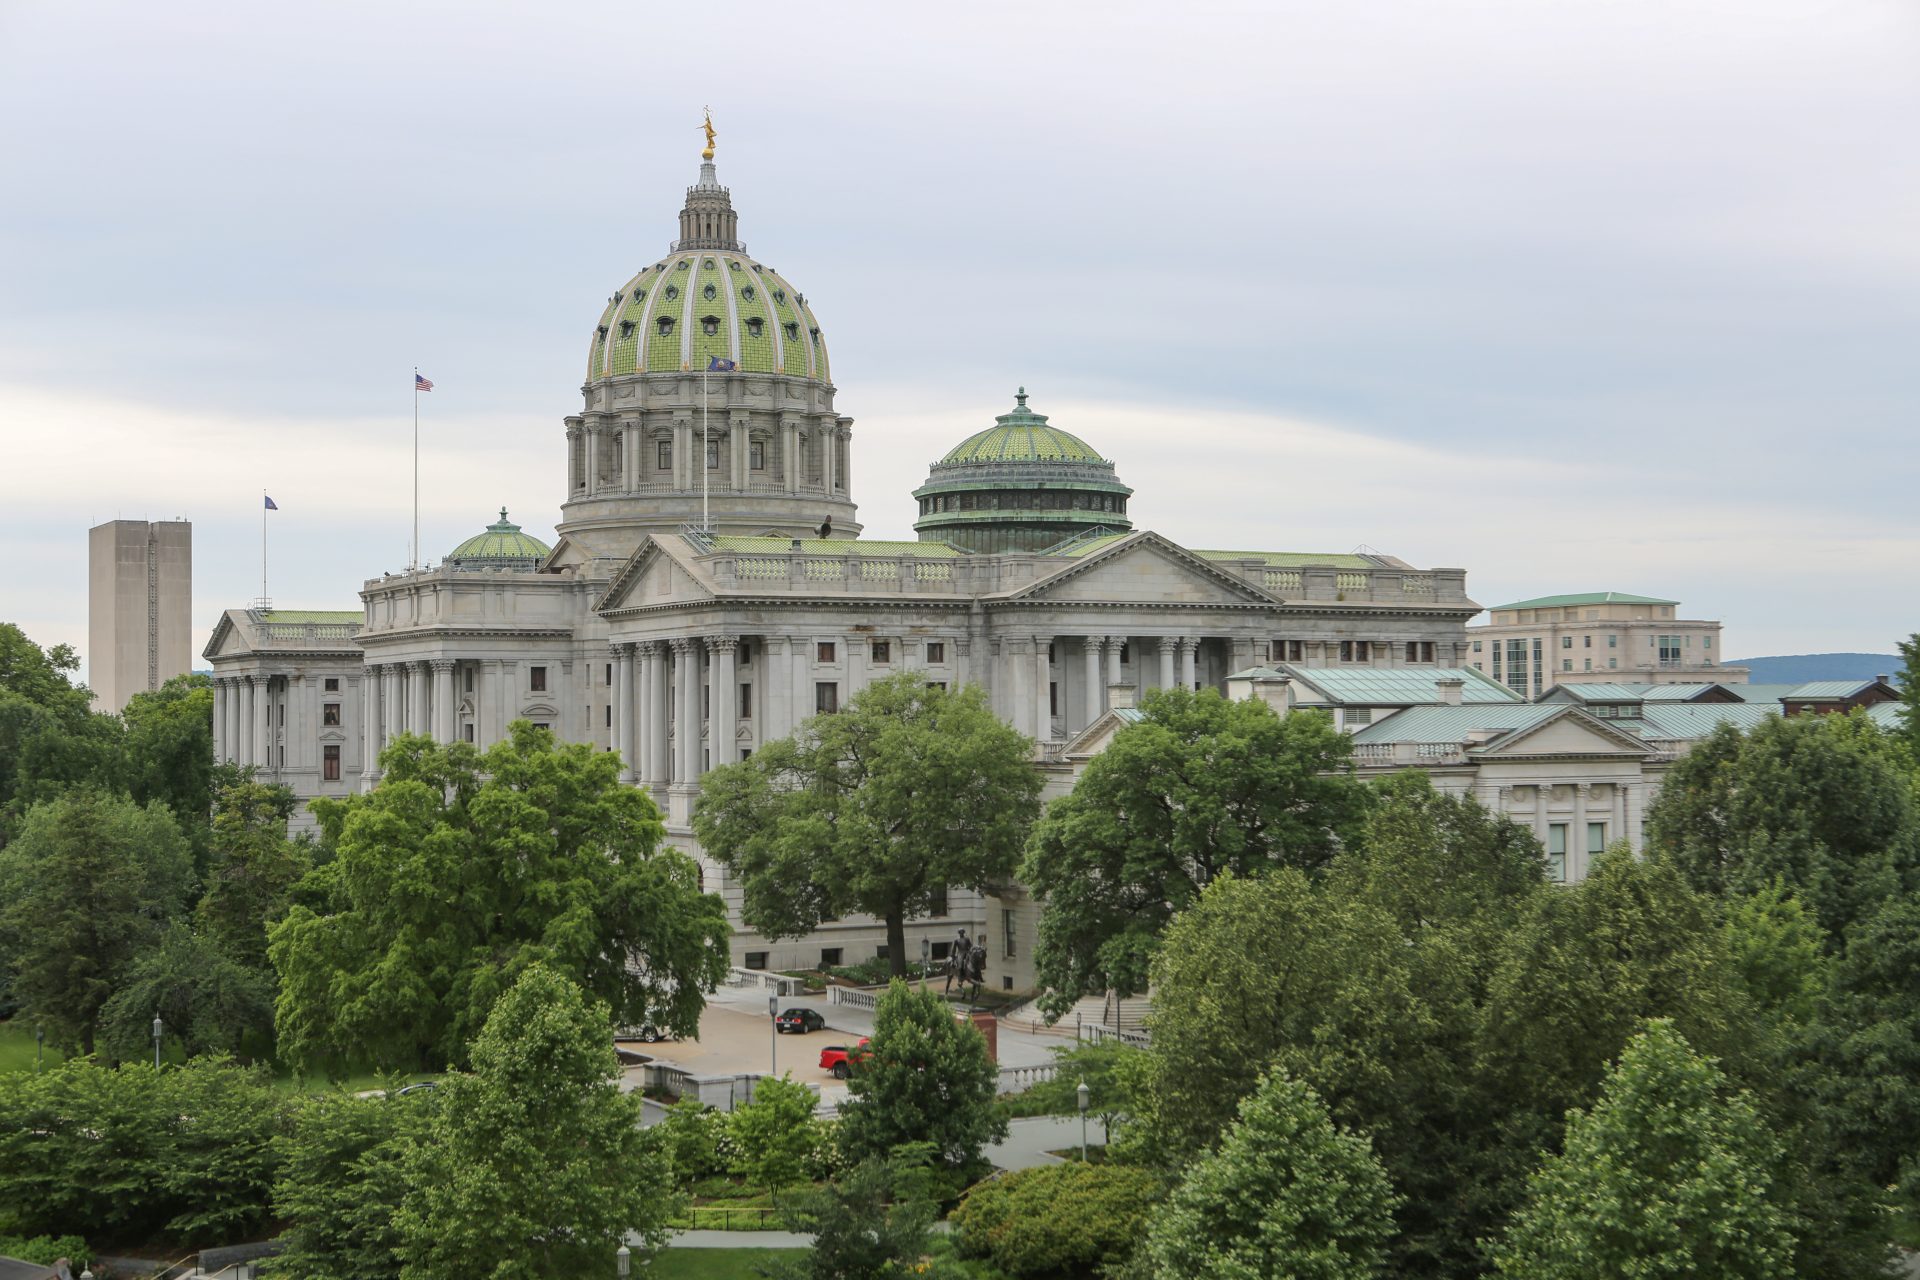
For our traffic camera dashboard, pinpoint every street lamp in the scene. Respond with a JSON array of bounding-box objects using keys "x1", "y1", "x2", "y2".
[
  {"x1": 152, "y1": 1012, "x2": 164, "y2": 1070},
  {"x1": 769, "y1": 993, "x2": 779, "y2": 1077},
  {"x1": 616, "y1": 1244, "x2": 631, "y2": 1278},
  {"x1": 920, "y1": 936, "x2": 931, "y2": 994},
  {"x1": 1077, "y1": 1079, "x2": 1090, "y2": 1163}
]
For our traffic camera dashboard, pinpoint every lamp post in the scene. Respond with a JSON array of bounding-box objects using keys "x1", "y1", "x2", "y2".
[
  {"x1": 920, "y1": 936, "x2": 931, "y2": 995},
  {"x1": 152, "y1": 1012, "x2": 164, "y2": 1070},
  {"x1": 769, "y1": 993, "x2": 779, "y2": 1077},
  {"x1": 1077, "y1": 1079, "x2": 1090, "y2": 1163},
  {"x1": 617, "y1": 1244, "x2": 631, "y2": 1277},
  {"x1": 34, "y1": 1024, "x2": 43, "y2": 1071}
]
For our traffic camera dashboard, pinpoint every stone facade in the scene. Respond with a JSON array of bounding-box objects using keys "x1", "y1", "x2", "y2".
[{"x1": 89, "y1": 518, "x2": 192, "y2": 711}]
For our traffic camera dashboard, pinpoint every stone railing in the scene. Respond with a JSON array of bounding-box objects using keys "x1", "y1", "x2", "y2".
[
  {"x1": 1353, "y1": 741, "x2": 1472, "y2": 766},
  {"x1": 725, "y1": 967, "x2": 805, "y2": 997},
  {"x1": 827, "y1": 985, "x2": 883, "y2": 1012},
  {"x1": 1080, "y1": 1022, "x2": 1150, "y2": 1049},
  {"x1": 1206, "y1": 561, "x2": 1473, "y2": 608},
  {"x1": 996, "y1": 1063, "x2": 1059, "y2": 1095},
  {"x1": 253, "y1": 622, "x2": 360, "y2": 648}
]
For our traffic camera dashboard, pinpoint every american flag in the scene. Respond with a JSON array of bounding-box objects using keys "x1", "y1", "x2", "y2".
[{"x1": 416, "y1": 373, "x2": 434, "y2": 392}]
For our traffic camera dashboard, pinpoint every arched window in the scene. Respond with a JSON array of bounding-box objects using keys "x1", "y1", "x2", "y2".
[
  {"x1": 656, "y1": 316, "x2": 675, "y2": 336},
  {"x1": 618, "y1": 320, "x2": 634, "y2": 339},
  {"x1": 745, "y1": 317, "x2": 764, "y2": 338},
  {"x1": 665, "y1": 284, "x2": 679, "y2": 301},
  {"x1": 741, "y1": 285, "x2": 756, "y2": 301},
  {"x1": 703, "y1": 283, "x2": 717, "y2": 301},
  {"x1": 701, "y1": 315, "x2": 721, "y2": 336},
  {"x1": 783, "y1": 321, "x2": 799, "y2": 341}
]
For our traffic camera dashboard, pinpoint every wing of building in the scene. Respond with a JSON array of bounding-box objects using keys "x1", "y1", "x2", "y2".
[{"x1": 206, "y1": 140, "x2": 1494, "y2": 982}]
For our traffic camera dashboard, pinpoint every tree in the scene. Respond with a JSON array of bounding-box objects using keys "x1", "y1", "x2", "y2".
[
  {"x1": 121, "y1": 674, "x2": 219, "y2": 861},
  {"x1": 1130, "y1": 869, "x2": 1424, "y2": 1165},
  {"x1": 197, "y1": 776, "x2": 310, "y2": 970},
  {"x1": 0, "y1": 788, "x2": 194, "y2": 1052},
  {"x1": 1143, "y1": 1071, "x2": 1399, "y2": 1280},
  {"x1": 1646, "y1": 713, "x2": 1919, "y2": 939},
  {"x1": 96, "y1": 924, "x2": 278, "y2": 1062},
  {"x1": 274, "y1": 1086, "x2": 439, "y2": 1280},
  {"x1": 728, "y1": 1073, "x2": 823, "y2": 1202},
  {"x1": 1805, "y1": 898, "x2": 1920, "y2": 1192},
  {"x1": 395, "y1": 966, "x2": 677, "y2": 1280},
  {"x1": 695, "y1": 673, "x2": 1041, "y2": 978},
  {"x1": 951, "y1": 1162, "x2": 1165, "y2": 1277},
  {"x1": 1023, "y1": 689, "x2": 1365, "y2": 1008},
  {"x1": 0, "y1": 623, "x2": 122, "y2": 831},
  {"x1": 1896, "y1": 631, "x2": 1920, "y2": 759},
  {"x1": 1491, "y1": 1020, "x2": 1794, "y2": 1280},
  {"x1": 271, "y1": 724, "x2": 729, "y2": 1071},
  {"x1": 837, "y1": 979, "x2": 1007, "y2": 1174},
  {"x1": 1723, "y1": 881, "x2": 1829, "y2": 1027},
  {"x1": 762, "y1": 1157, "x2": 960, "y2": 1280}
]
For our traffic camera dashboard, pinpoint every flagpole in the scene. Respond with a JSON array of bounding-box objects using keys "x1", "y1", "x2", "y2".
[
  {"x1": 701, "y1": 364, "x2": 710, "y2": 534},
  {"x1": 412, "y1": 366, "x2": 420, "y2": 571},
  {"x1": 261, "y1": 489, "x2": 269, "y2": 608}
]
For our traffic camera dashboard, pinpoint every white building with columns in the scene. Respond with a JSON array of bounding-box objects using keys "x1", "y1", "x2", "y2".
[{"x1": 206, "y1": 141, "x2": 1486, "y2": 980}]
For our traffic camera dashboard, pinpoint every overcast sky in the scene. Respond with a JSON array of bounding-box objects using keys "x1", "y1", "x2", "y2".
[{"x1": 3, "y1": 0, "x2": 1916, "y2": 679}]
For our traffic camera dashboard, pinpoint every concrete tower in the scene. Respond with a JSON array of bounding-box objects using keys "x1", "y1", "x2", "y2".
[{"x1": 88, "y1": 518, "x2": 192, "y2": 711}]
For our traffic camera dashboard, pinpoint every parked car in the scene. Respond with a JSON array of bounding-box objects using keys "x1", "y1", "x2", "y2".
[
  {"x1": 818, "y1": 1038, "x2": 871, "y2": 1080},
  {"x1": 776, "y1": 1007, "x2": 827, "y2": 1035},
  {"x1": 634, "y1": 1023, "x2": 676, "y2": 1043}
]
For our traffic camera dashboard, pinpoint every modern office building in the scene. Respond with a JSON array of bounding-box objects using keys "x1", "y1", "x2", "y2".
[
  {"x1": 1467, "y1": 591, "x2": 1743, "y2": 695},
  {"x1": 88, "y1": 518, "x2": 193, "y2": 711}
]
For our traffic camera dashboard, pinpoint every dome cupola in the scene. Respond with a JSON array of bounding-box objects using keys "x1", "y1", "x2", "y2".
[
  {"x1": 446, "y1": 509, "x2": 551, "y2": 571},
  {"x1": 913, "y1": 389, "x2": 1133, "y2": 554}
]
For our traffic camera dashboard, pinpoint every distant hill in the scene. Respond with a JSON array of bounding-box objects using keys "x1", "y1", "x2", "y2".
[{"x1": 1728, "y1": 653, "x2": 1903, "y2": 685}]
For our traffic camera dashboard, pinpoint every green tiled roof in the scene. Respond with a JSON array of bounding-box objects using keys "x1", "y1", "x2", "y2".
[
  {"x1": 447, "y1": 509, "x2": 551, "y2": 565},
  {"x1": 1785, "y1": 679, "x2": 1882, "y2": 699},
  {"x1": 1636, "y1": 704, "x2": 1779, "y2": 739},
  {"x1": 1727, "y1": 684, "x2": 1801, "y2": 703},
  {"x1": 587, "y1": 250, "x2": 828, "y2": 384},
  {"x1": 940, "y1": 390, "x2": 1108, "y2": 465},
  {"x1": 706, "y1": 536, "x2": 964, "y2": 558},
  {"x1": 1491, "y1": 591, "x2": 1678, "y2": 611},
  {"x1": 256, "y1": 609, "x2": 361, "y2": 623},
  {"x1": 1281, "y1": 664, "x2": 1523, "y2": 706},
  {"x1": 1197, "y1": 550, "x2": 1376, "y2": 570}
]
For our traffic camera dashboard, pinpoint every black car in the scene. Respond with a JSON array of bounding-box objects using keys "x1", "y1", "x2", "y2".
[{"x1": 775, "y1": 1007, "x2": 827, "y2": 1035}]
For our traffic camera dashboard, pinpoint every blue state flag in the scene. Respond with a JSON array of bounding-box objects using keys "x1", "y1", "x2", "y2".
[
  {"x1": 264, "y1": 495, "x2": 279, "y2": 510},
  {"x1": 707, "y1": 356, "x2": 737, "y2": 372}
]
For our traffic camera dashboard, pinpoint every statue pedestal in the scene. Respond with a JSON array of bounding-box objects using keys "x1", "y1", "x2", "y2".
[{"x1": 965, "y1": 1011, "x2": 998, "y2": 1062}]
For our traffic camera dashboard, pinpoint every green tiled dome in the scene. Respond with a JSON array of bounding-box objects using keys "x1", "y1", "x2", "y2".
[
  {"x1": 941, "y1": 390, "x2": 1106, "y2": 464},
  {"x1": 584, "y1": 160, "x2": 829, "y2": 385},
  {"x1": 447, "y1": 509, "x2": 551, "y2": 570}
]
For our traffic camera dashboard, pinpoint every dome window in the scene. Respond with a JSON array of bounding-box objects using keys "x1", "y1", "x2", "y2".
[
  {"x1": 773, "y1": 289, "x2": 786, "y2": 303},
  {"x1": 665, "y1": 284, "x2": 679, "y2": 301},
  {"x1": 783, "y1": 321, "x2": 799, "y2": 340},
  {"x1": 809, "y1": 326, "x2": 820, "y2": 343},
  {"x1": 618, "y1": 320, "x2": 634, "y2": 339},
  {"x1": 741, "y1": 285, "x2": 755, "y2": 301},
  {"x1": 701, "y1": 315, "x2": 721, "y2": 336},
  {"x1": 633, "y1": 288, "x2": 645, "y2": 301},
  {"x1": 728, "y1": 259, "x2": 741, "y2": 271},
  {"x1": 612, "y1": 291, "x2": 623, "y2": 303},
  {"x1": 596, "y1": 325, "x2": 608, "y2": 339},
  {"x1": 703, "y1": 283, "x2": 717, "y2": 300},
  {"x1": 677, "y1": 261, "x2": 690, "y2": 271},
  {"x1": 656, "y1": 316, "x2": 675, "y2": 336},
  {"x1": 703, "y1": 258, "x2": 716, "y2": 269},
  {"x1": 745, "y1": 317, "x2": 764, "y2": 338}
]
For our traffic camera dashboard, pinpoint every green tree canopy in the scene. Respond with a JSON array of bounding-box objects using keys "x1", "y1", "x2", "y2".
[
  {"x1": 395, "y1": 965, "x2": 677, "y2": 1280},
  {"x1": 271, "y1": 725, "x2": 729, "y2": 1071},
  {"x1": 1805, "y1": 897, "x2": 1920, "y2": 1192},
  {"x1": 197, "y1": 776, "x2": 310, "y2": 970},
  {"x1": 121, "y1": 674, "x2": 218, "y2": 859},
  {"x1": 1492, "y1": 1020, "x2": 1794, "y2": 1280},
  {"x1": 763, "y1": 1156, "x2": 959, "y2": 1280},
  {"x1": 0, "y1": 788, "x2": 194, "y2": 1052},
  {"x1": 727, "y1": 1073, "x2": 823, "y2": 1201},
  {"x1": 1647, "y1": 713, "x2": 1919, "y2": 939},
  {"x1": 838, "y1": 979, "x2": 1007, "y2": 1174},
  {"x1": 951, "y1": 1162, "x2": 1165, "y2": 1278},
  {"x1": 694, "y1": 673, "x2": 1041, "y2": 978},
  {"x1": 1023, "y1": 689, "x2": 1365, "y2": 1008},
  {"x1": 274, "y1": 1086, "x2": 439, "y2": 1280},
  {"x1": 1896, "y1": 632, "x2": 1920, "y2": 760},
  {"x1": 1144, "y1": 1071, "x2": 1399, "y2": 1280},
  {"x1": 96, "y1": 924, "x2": 277, "y2": 1063}
]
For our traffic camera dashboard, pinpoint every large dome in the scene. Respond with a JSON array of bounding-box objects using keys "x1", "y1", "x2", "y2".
[
  {"x1": 584, "y1": 163, "x2": 829, "y2": 385},
  {"x1": 914, "y1": 389, "x2": 1133, "y2": 554}
]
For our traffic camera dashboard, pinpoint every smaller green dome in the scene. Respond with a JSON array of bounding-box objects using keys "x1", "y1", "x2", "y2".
[
  {"x1": 446, "y1": 509, "x2": 552, "y2": 571},
  {"x1": 940, "y1": 389, "x2": 1108, "y2": 464}
]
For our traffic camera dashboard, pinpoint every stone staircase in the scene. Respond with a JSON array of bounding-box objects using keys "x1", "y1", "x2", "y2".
[{"x1": 1001, "y1": 990, "x2": 1152, "y2": 1041}]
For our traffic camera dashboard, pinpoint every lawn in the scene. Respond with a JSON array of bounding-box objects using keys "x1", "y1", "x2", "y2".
[
  {"x1": 648, "y1": 1247, "x2": 804, "y2": 1278},
  {"x1": 0, "y1": 1022, "x2": 64, "y2": 1073}
]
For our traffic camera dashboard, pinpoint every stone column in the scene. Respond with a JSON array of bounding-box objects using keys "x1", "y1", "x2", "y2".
[
  {"x1": 431, "y1": 660, "x2": 455, "y2": 742},
  {"x1": 583, "y1": 422, "x2": 601, "y2": 494},
  {"x1": 674, "y1": 421, "x2": 692, "y2": 490},
  {"x1": 361, "y1": 664, "x2": 381, "y2": 785},
  {"x1": 647, "y1": 643, "x2": 671, "y2": 788},
  {"x1": 1571, "y1": 783, "x2": 1591, "y2": 882},
  {"x1": 709, "y1": 636, "x2": 738, "y2": 770},
  {"x1": 238, "y1": 675, "x2": 257, "y2": 767},
  {"x1": 622, "y1": 421, "x2": 639, "y2": 491},
  {"x1": 1179, "y1": 637, "x2": 1198, "y2": 691},
  {"x1": 612, "y1": 642, "x2": 635, "y2": 783},
  {"x1": 761, "y1": 637, "x2": 789, "y2": 742},
  {"x1": 838, "y1": 425, "x2": 852, "y2": 496},
  {"x1": 475, "y1": 661, "x2": 496, "y2": 747},
  {"x1": 1157, "y1": 637, "x2": 1177, "y2": 692},
  {"x1": 670, "y1": 639, "x2": 697, "y2": 784},
  {"x1": 792, "y1": 637, "x2": 811, "y2": 728},
  {"x1": 1034, "y1": 636, "x2": 1054, "y2": 742},
  {"x1": 409, "y1": 661, "x2": 429, "y2": 737},
  {"x1": 211, "y1": 678, "x2": 228, "y2": 763},
  {"x1": 1082, "y1": 638, "x2": 1105, "y2": 729},
  {"x1": 382, "y1": 665, "x2": 401, "y2": 746},
  {"x1": 782, "y1": 422, "x2": 798, "y2": 494},
  {"x1": 823, "y1": 422, "x2": 838, "y2": 494},
  {"x1": 634, "y1": 642, "x2": 655, "y2": 784},
  {"x1": 1107, "y1": 637, "x2": 1124, "y2": 689}
]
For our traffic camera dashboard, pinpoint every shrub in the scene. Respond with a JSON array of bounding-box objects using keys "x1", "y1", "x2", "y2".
[
  {"x1": 0, "y1": 1235, "x2": 91, "y2": 1270},
  {"x1": 658, "y1": 1097, "x2": 736, "y2": 1189},
  {"x1": 952, "y1": 1163, "x2": 1164, "y2": 1276}
]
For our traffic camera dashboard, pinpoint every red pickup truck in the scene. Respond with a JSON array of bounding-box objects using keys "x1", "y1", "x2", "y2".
[{"x1": 818, "y1": 1038, "x2": 870, "y2": 1079}]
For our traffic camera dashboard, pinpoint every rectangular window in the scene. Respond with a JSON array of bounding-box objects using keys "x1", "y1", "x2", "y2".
[
  {"x1": 1472, "y1": 639, "x2": 1483, "y2": 653},
  {"x1": 465, "y1": 667, "x2": 475, "y2": 692},
  {"x1": 1546, "y1": 823, "x2": 1568, "y2": 883},
  {"x1": 926, "y1": 681, "x2": 948, "y2": 691},
  {"x1": 1608, "y1": 635, "x2": 1618, "y2": 648},
  {"x1": 1048, "y1": 643, "x2": 1057, "y2": 662},
  {"x1": 1609, "y1": 657, "x2": 1618, "y2": 669},
  {"x1": 1562, "y1": 659, "x2": 1573, "y2": 671},
  {"x1": 605, "y1": 663, "x2": 612, "y2": 685},
  {"x1": 1403, "y1": 641, "x2": 1434, "y2": 663},
  {"x1": 706, "y1": 438, "x2": 720, "y2": 468},
  {"x1": 1004, "y1": 909, "x2": 1015, "y2": 958},
  {"x1": 530, "y1": 665, "x2": 547, "y2": 692},
  {"x1": 928, "y1": 885, "x2": 948, "y2": 917},
  {"x1": 657, "y1": 440, "x2": 672, "y2": 469},
  {"x1": 815, "y1": 682, "x2": 839, "y2": 714},
  {"x1": 324, "y1": 677, "x2": 340, "y2": 692},
  {"x1": 1704, "y1": 635, "x2": 1712, "y2": 649},
  {"x1": 1119, "y1": 642, "x2": 1130, "y2": 664},
  {"x1": 322, "y1": 702, "x2": 341, "y2": 726},
  {"x1": 322, "y1": 744, "x2": 341, "y2": 781},
  {"x1": 1584, "y1": 658, "x2": 1593, "y2": 671},
  {"x1": 817, "y1": 641, "x2": 836, "y2": 663},
  {"x1": 871, "y1": 640, "x2": 891, "y2": 663},
  {"x1": 1588, "y1": 822, "x2": 1607, "y2": 855},
  {"x1": 820, "y1": 947, "x2": 843, "y2": 968},
  {"x1": 750, "y1": 441, "x2": 765, "y2": 470},
  {"x1": 740, "y1": 683, "x2": 752, "y2": 717},
  {"x1": 464, "y1": 724, "x2": 475, "y2": 743},
  {"x1": 1562, "y1": 636, "x2": 1573, "y2": 649},
  {"x1": 532, "y1": 722, "x2": 550, "y2": 731},
  {"x1": 1658, "y1": 635, "x2": 1683, "y2": 667},
  {"x1": 739, "y1": 641, "x2": 751, "y2": 665},
  {"x1": 1340, "y1": 640, "x2": 1371, "y2": 663},
  {"x1": 745, "y1": 951, "x2": 768, "y2": 971},
  {"x1": 605, "y1": 705, "x2": 612, "y2": 727},
  {"x1": 1049, "y1": 681, "x2": 1059, "y2": 716},
  {"x1": 1346, "y1": 707, "x2": 1373, "y2": 725},
  {"x1": 926, "y1": 642, "x2": 946, "y2": 664},
  {"x1": 1583, "y1": 635, "x2": 1592, "y2": 648},
  {"x1": 931, "y1": 942, "x2": 952, "y2": 960}
]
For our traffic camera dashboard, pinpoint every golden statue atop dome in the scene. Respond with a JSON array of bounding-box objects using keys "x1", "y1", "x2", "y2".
[{"x1": 701, "y1": 108, "x2": 716, "y2": 161}]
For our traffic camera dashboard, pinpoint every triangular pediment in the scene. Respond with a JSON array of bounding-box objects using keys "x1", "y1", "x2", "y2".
[
  {"x1": 1473, "y1": 708, "x2": 1650, "y2": 759},
  {"x1": 204, "y1": 611, "x2": 252, "y2": 660},
  {"x1": 596, "y1": 536, "x2": 716, "y2": 614},
  {"x1": 1009, "y1": 532, "x2": 1279, "y2": 607}
]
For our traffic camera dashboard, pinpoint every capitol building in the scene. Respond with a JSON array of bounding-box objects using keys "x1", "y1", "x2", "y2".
[{"x1": 205, "y1": 139, "x2": 1484, "y2": 977}]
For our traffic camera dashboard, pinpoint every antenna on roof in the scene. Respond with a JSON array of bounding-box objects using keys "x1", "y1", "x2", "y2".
[{"x1": 1351, "y1": 543, "x2": 1381, "y2": 556}]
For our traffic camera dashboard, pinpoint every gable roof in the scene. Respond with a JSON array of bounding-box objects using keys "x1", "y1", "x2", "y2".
[
  {"x1": 1277, "y1": 664, "x2": 1521, "y2": 707},
  {"x1": 1543, "y1": 682, "x2": 1736, "y2": 705},
  {"x1": 1490, "y1": 591, "x2": 1678, "y2": 611},
  {"x1": 1784, "y1": 679, "x2": 1886, "y2": 700}
]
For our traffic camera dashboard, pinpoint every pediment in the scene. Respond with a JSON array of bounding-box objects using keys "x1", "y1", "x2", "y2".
[
  {"x1": 1009, "y1": 533, "x2": 1278, "y2": 607},
  {"x1": 205, "y1": 612, "x2": 252, "y2": 659},
  {"x1": 596, "y1": 536, "x2": 716, "y2": 613},
  {"x1": 1474, "y1": 710, "x2": 1650, "y2": 759}
]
